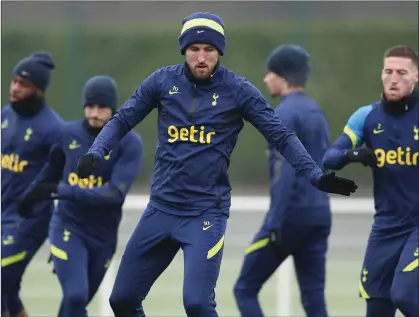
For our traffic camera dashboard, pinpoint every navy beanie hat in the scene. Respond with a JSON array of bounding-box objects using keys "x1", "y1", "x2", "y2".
[
  {"x1": 12, "y1": 51, "x2": 55, "y2": 92},
  {"x1": 178, "y1": 12, "x2": 226, "y2": 55},
  {"x1": 267, "y1": 45, "x2": 311, "y2": 87},
  {"x1": 83, "y1": 75, "x2": 118, "y2": 111}
]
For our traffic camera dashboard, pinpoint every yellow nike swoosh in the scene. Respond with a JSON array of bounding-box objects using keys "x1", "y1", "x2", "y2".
[
  {"x1": 169, "y1": 91, "x2": 180, "y2": 95},
  {"x1": 373, "y1": 129, "x2": 384, "y2": 134},
  {"x1": 69, "y1": 144, "x2": 81, "y2": 149},
  {"x1": 203, "y1": 225, "x2": 213, "y2": 231}
]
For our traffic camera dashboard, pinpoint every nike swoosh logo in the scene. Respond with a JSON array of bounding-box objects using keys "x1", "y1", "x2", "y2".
[
  {"x1": 203, "y1": 225, "x2": 213, "y2": 231},
  {"x1": 169, "y1": 91, "x2": 180, "y2": 95},
  {"x1": 373, "y1": 129, "x2": 384, "y2": 134},
  {"x1": 69, "y1": 144, "x2": 81, "y2": 149}
]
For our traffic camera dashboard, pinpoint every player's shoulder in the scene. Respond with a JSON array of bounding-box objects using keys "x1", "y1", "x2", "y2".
[
  {"x1": 36, "y1": 106, "x2": 64, "y2": 134},
  {"x1": 42, "y1": 104, "x2": 63, "y2": 120},
  {"x1": 55, "y1": 120, "x2": 81, "y2": 135},
  {"x1": 301, "y1": 94, "x2": 321, "y2": 108},
  {"x1": 152, "y1": 64, "x2": 184, "y2": 80},
  {"x1": 143, "y1": 64, "x2": 184, "y2": 91},
  {"x1": 345, "y1": 101, "x2": 380, "y2": 131},
  {"x1": 284, "y1": 92, "x2": 318, "y2": 108},
  {"x1": 1, "y1": 105, "x2": 11, "y2": 118},
  {"x1": 348, "y1": 103, "x2": 376, "y2": 121},
  {"x1": 64, "y1": 119, "x2": 82, "y2": 129},
  {"x1": 220, "y1": 66, "x2": 262, "y2": 98},
  {"x1": 1, "y1": 104, "x2": 11, "y2": 112},
  {"x1": 220, "y1": 66, "x2": 247, "y2": 86}
]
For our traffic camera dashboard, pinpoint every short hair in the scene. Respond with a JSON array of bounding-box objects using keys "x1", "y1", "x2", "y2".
[{"x1": 384, "y1": 45, "x2": 418, "y2": 68}]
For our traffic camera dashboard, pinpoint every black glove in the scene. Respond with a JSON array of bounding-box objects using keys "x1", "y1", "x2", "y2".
[
  {"x1": 76, "y1": 153, "x2": 98, "y2": 178},
  {"x1": 18, "y1": 183, "x2": 58, "y2": 218},
  {"x1": 316, "y1": 171, "x2": 358, "y2": 196},
  {"x1": 344, "y1": 147, "x2": 377, "y2": 167}
]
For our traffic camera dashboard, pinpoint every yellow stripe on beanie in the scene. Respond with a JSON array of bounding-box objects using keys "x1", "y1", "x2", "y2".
[{"x1": 181, "y1": 18, "x2": 225, "y2": 36}]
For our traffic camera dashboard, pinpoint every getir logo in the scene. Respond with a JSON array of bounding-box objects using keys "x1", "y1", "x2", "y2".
[
  {"x1": 375, "y1": 147, "x2": 418, "y2": 168},
  {"x1": 68, "y1": 172, "x2": 104, "y2": 188},
  {"x1": 1, "y1": 154, "x2": 28, "y2": 173},
  {"x1": 167, "y1": 125, "x2": 215, "y2": 144}
]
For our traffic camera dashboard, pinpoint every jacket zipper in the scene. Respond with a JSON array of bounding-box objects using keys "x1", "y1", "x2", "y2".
[
  {"x1": 188, "y1": 84, "x2": 198, "y2": 122},
  {"x1": 186, "y1": 83, "x2": 221, "y2": 206}
]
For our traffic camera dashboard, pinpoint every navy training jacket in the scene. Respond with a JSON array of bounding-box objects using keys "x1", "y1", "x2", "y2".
[
  {"x1": 87, "y1": 64, "x2": 323, "y2": 216},
  {"x1": 263, "y1": 91, "x2": 331, "y2": 230},
  {"x1": 323, "y1": 99, "x2": 418, "y2": 232},
  {"x1": 1, "y1": 103, "x2": 63, "y2": 228}
]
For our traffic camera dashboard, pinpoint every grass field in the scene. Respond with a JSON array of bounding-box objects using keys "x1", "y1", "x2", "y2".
[
  {"x1": 15, "y1": 205, "x2": 404, "y2": 317},
  {"x1": 22, "y1": 249, "x2": 366, "y2": 317}
]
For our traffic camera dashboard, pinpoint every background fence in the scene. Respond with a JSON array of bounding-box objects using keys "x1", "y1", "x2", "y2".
[{"x1": 2, "y1": 1, "x2": 418, "y2": 316}]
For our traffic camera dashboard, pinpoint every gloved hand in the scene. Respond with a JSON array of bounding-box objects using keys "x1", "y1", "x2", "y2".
[
  {"x1": 18, "y1": 183, "x2": 58, "y2": 218},
  {"x1": 315, "y1": 171, "x2": 358, "y2": 196},
  {"x1": 76, "y1": 153, "x2": 99, "y2": 178},
  {"x1": 344, "y1": 147, "x2": 377, "y2": 167}
]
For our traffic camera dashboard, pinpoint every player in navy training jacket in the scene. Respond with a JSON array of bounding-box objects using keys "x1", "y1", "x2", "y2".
[
  {"x1": 1, "y1": 51, "x2": 62, "y2": 317},
  {"x1": 323, "y1": 45, "x2": 418, "y2": 317},
  {"x1": 234, "y1": 45, "x2": 331, "y2": 317},
  {"x1": 19, "y1": 75, "x2": 143, "y2": 317},
  {"x1": 76, "y1": 13, "x2": 357, "y2": 317}
]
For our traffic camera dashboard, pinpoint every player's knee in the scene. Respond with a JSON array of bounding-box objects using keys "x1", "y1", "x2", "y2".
[
  {"x1": 109, "y1": 291, "x2": 140, "y2": 316},
  {"x1": 5, "y1": 295, "x2": 24, "y2": 317},
  {"x1": 183, "y1": 294, "x2": 211, "y2": 316},
  {"x1": 300, "y1": 294, "x2": 327, "y2": 317},
  {"x1": 391, "y1": 284, "x2": 407, "y2": 306},
  {"x1": 62, "y1": 291, "x2": 88, "y2": 309},
  {"x1": 1, "y1": 278, "x2": 21, "y2": 303},
  {"x1": 233, "y1": 278, "x2": 260, "y2": 300},
  {"x1": 1, "y1": 268, "x2": 17, "y2": 293},
  {"x1": 391, "y1": 282, "x2": 418, "y2": 316},
  {"x1": 183, "y1": 300, "x2": 205, "y2": 316},
  {"x1": 366, "y1": 299, "x2": 396, "y2": 317},
  {"x1": 299, "y1": 285, "x2": 327, "y2": 317}
]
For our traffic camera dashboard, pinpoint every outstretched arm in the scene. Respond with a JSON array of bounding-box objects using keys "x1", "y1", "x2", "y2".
[
  {"x1": 88, "y1": 70, "x2": 161, "y2": 158},
  {"x1": 237, "y1": 80, "x2": 323, "y2": 184},
  {"x1": 237, "y1": 79, "x2": 357, "y2": 196}
]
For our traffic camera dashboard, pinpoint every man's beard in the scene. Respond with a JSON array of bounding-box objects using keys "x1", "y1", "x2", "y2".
[{"x1": 10, "y1": 94, "x2": 44, "y2": 117}]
